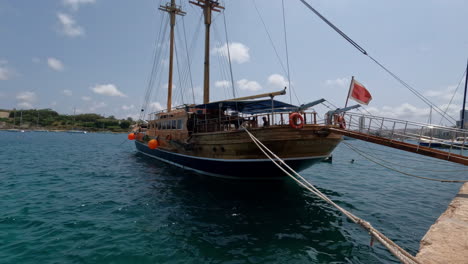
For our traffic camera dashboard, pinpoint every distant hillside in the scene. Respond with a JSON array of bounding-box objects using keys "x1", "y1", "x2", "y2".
[{"x1": 0, "y1": 109, "x2": 135, "y2": 132}]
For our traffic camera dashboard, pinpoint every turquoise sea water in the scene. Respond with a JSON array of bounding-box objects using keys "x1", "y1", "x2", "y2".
[{"x1": 1, "y1": 131, "x2": 466, "y2": 263}]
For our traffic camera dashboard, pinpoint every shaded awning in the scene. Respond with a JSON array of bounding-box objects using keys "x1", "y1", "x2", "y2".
[{"x1": 193, "y1": 99, "x2": 298, "y2": 115}]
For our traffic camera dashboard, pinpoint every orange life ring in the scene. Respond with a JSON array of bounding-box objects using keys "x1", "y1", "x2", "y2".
[
  {"x1": 289, "y1": 113, "x2": 304, "y2": 129},
  {"x1": 338, "y1": 116, "x2": 346, "y2": 129},
  {"x1": 165, "y1": 134, "x2": 172, "y2": 141}
]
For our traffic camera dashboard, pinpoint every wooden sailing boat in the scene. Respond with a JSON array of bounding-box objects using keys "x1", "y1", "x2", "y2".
[{"x1": 132, "y1": 0, "x2": 343, "y2": 179}]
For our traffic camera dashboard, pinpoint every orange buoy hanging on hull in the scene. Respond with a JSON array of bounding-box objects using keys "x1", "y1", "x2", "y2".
[
  {"x1": 128, "y1": 133, "x2": 135, "y2": 140},
  {"x1": 148, "y1": 139, "x2": 159, "y2": 149}
]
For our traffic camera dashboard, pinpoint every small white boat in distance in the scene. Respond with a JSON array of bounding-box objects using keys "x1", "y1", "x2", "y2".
[{"x1": 66, "y1": 130, "x2": 87, "y2": 134}]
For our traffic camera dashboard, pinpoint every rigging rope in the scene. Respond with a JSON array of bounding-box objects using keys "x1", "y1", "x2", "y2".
[
  {"x1": 298, "y1": 0, "x2": 456, "y2": 125},
  {"x1": 222, "y1": 11, "x2": 237, "y2": 99},
  {"x1": 243, "y1": 127, "x2": 421, "y2": 264},
  {"x1": 181, "y1": 16, "x2": 196, "y2": 104},
  {"x1": 439, "y1": 69, "x2": 467, "y2": 125},
  {"x1": 343, "y1": 142, "x2": 468, "y2": 183},
  {"x1": 140, "y1": 15, "x2": 169, "y2": 121},
  {"x1": 281, "y1": 0, "x2": 292, "y2": 105}
]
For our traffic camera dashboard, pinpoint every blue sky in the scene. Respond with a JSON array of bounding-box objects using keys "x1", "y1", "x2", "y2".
[{"x1": 0, "y1": 0, "x2": 467, "y2": 125}]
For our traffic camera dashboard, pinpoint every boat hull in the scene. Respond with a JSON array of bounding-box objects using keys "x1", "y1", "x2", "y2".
[{"x1": 135, "y1": 140, "x2": 326, "y2": 179}]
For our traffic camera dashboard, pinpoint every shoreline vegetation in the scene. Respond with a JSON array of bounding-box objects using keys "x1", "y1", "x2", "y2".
[{"x1": 0, "y1": 108, "x2": 135, "y2": 133}]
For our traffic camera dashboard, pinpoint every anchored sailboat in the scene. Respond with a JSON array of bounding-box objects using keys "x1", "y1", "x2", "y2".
[{"x1": 130, "y1": 0, "x2": 343, "y2": 179}]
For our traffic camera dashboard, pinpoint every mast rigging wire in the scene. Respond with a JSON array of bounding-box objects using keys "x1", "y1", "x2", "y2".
[
  {"x1": 181, "y1": 16, "x2": 196, "y2": 104},
  {"x1": 251, "y1": 0, "x2": 300, "y2": 105},
  {"x1": 140, "y1": 15, "x2": 169, "y2": 121},
  {"x1": 439, "y1": 69, "x2": 467, "y2": 125},
  {"x1": 222, "y1": 11, "x2": 237, "y2": 98},
  {"x1": 281, "y1": 0, "x2": 292, "y2": 105},
  {"x1": 298, "y1": 0, "x2": 456, "y2": 125}
]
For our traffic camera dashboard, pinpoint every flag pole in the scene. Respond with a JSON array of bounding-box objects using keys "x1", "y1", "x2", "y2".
[{"x1": 344, "y1": 76, "x2": 354, "y2": 109}]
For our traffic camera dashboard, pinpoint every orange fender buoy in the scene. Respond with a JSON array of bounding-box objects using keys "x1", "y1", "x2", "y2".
[
  {"x1": 148, "y1": 139, "x2": 159, "y2": 149},
  {"x1": 128, "y1": 133, "x2": 135, "y2": 140},
  {"x1": 289, "y1": 113, "x2": 304, "y2": 129}
]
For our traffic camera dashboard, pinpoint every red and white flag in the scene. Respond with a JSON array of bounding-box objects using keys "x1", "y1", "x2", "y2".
[{"x1": 349, "y1": 79, "x2": 372, "y2": 105}]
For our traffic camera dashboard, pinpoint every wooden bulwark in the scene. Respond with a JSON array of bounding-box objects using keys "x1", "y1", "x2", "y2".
[{"x1": 329, "y1": 128, "x2": 468, "y2": 166}]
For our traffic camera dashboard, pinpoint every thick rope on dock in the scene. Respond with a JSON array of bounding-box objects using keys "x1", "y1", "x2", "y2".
[
  {"x1": 243, "y1": 128, "x2": 422, "y2": 264},
  {"x1": 343, "y1": 142, "x2": 468, "y2": 183}
]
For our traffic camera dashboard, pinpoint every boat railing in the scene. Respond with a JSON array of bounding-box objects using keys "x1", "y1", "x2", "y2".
[
  {"x1": 192, "y1": 111, "x2": 327, "y2": 133},
  {"x1": 342, "y1": 112, "x2": 468, "y2": 152}
]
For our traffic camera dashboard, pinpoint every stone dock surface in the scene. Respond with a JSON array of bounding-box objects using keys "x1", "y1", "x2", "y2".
[{"x1": 416, "y1": 182, "x2": 468, "y2": 264}]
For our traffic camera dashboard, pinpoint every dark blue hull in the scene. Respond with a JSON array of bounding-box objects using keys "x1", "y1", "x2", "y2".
[{"x1": 135, "y1": 141, "x2": 325, "y2": 179}]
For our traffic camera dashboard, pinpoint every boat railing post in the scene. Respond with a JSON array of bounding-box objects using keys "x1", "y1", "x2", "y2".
[
  {"x1": 416, "y1": 126, "x2": 424, "y2": 151},
  {"x1": 313, "y1": 112, "x2": 317, "y2": 124},
  {"x1": 429, "y1": 126, "x2": 434, "y2": 148},
  {"x1": 348, "y1": 114, "x2": 353, "y2": 130},
  {"x1": 280, "y1": 113, "x2": 284, "y2": 125},
  {"x1": 270, "y1": 95, "x2": 275, "y2": 125},
  {"x1": 218, "y1": 103, "x2": 222, "y2": 132},
  {"x1": 204, "y1": 107, "x2": 208, "y2": 133},
  {"x1": 390, "y1": 121, "x2": 396, "y2": 142},
  {"x1": 379, "y1": 117, "x2": 384, "y2": 136},
  {"x1": 367, "y1": 117, "x2": 372, "y2": 135},
  {"x1": 303, "y1": 112, "x2": 307, "y2": 125},
  {"x1": 403, "y1": 121, "x2": 408, "y2": 142},
  {"x1": 449, "y1": 132, "x2": 455, "y2": 153},
  {"x1": 461, "y1": 133, "x2": 467, "y2": 155}
]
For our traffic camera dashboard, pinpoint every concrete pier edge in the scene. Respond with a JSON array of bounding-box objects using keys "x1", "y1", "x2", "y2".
[{"x1": 416, "y1": 182, "x2": 468, "y2": 264}]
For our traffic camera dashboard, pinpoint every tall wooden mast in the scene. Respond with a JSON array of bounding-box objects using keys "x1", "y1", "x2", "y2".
[
  {"x1": 190, "y1": 0, "x2": 224, "y2": 104},
  {"x1": 159, "y1": 0, "x2": 186, "y2": 112}
]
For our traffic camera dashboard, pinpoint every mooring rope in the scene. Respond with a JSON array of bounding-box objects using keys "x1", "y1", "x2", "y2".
[
  {"x1": 243, "y1": 128, "x2": 421, "y2": 264},
  {"x1": 343, "y1": 142, "x2": 468, "y2": 183}
]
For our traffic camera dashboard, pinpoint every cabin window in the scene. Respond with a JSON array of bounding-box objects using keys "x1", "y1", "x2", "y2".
[
  {"x1": 172, "y1": 120, "x2": 176, "y2": 129},
  {"x1": 177, "y1": 119, "x2": 182, "y2": 129}
]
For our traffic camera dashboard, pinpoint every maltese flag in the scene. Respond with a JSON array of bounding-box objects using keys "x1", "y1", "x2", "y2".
[{"x1": 349, "y1": 79, "x2": 372, "y2": 105}]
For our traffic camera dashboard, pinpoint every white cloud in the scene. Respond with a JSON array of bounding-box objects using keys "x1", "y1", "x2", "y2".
[
  {"x1": 0, "y1": 60, "x2": 14, "y2": 80},
  {"x1": 16, "y1": 91, "x2": 36, "y2": 102},
  {"x1": 367, "y1": 103, "x2": 430, "y2": 120},
  {"x1": 48, "y1": 57, "x2": 64, "y2": 71},
  {"x1": 267, "y1": 74, "x2": 289, "y2": 89},
  {"x1": 81, "y1": 96, "x2": 91, "y2": 101},
  {"x1": 214, "y1": 80, "x2": 230, "y2": 88},
  {"x1": 149, "y1": 102, "x2": 164, "y2": 111},
  {"x1": 324, "y1": 77, "x2": 349, "y2": 88},
  {"x1": 89, "y1": 101, "x2": 107, "y2": 112},
  {"x1": 57, "y1": 13, "x2": 84, "y2": 37},
  {"x1": 63, "y1": 0, "x2": 96, "y2": 11},
  {"x1": 211, "y1": 42, "x2": 250, "y2": 64},
  {"x1": 91, "y1": 84, "x2": 126, "y2": 97},
  {"x1": 425, "y1": 84, "x2": 463, "y2": 103},
  {"x1": 122, "y1": 104, "x2": 135, "y2": 111},
  {"x1": 51, "y1": 101, "x2": 58, "y2": 106},
  {"x1": 16, "y1": 91, "x2": 37, "y2": 109},
  {"x1": 18, "y1": 102, "x2": 33, "y2": 109},
  {"x1": 237, "y1": 79, "x2": 262, "y2": 92},
  {"x1": 62, "y1": 89, "x2": 73, "y2": 96}
]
